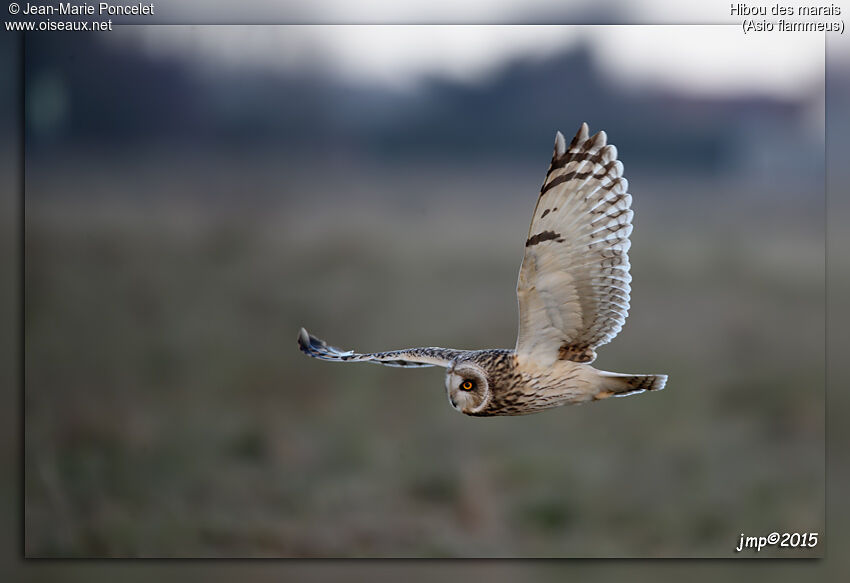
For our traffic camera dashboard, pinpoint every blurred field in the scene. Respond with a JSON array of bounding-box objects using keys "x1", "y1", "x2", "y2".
[{"x1": 23, "y1": 149, "x2": 824, "y2": 557}]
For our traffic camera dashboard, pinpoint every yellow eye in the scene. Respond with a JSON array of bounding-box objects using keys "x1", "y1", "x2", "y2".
[{"x1": 461, "y1": 380, "x2": 474, "y2": 391}]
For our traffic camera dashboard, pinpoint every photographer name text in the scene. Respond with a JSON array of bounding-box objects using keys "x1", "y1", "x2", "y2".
[{"x1": 18, "y1": 2, "x2": 153, "y2": 16}]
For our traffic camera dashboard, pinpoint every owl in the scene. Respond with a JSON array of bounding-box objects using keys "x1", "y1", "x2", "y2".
[{"x1": 298, "y1": 123, "x2": 667, "y2": 416}]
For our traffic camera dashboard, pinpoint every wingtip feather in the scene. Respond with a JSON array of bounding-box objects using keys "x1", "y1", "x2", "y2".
[
  {"x1": 297, "y1": 327, "x2": 311, "y2": 349},
  {"x1": 554, "y1": 131, "x2": 566, "y2": 156},
  {"x1": 298, "y1": 327, "x2": 329, "y2": 355},
  {"x1": 569, "y1": 122, "x2": 590, "y2": 150},
  {"x1": 592, "y1": 130, "x2": 607, "y2": 148}
]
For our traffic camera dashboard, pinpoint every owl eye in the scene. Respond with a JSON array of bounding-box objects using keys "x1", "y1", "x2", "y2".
[{"x1": 460, "y1": 380, "x2": 475, "y2": 391}]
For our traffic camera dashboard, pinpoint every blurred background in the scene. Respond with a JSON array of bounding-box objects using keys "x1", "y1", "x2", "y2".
[{"x1": 19, "y1": 24, "x2": 826, "y2": 558}]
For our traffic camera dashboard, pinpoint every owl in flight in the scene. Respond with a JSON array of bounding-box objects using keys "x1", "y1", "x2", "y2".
[{"x1": 299, "y1": 123, "x2": 667, "y2": 416}]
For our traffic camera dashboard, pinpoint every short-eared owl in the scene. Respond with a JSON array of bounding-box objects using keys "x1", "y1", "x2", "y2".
[{"x1": 299, "y1": 123, "x2": 667, "y2": 416}]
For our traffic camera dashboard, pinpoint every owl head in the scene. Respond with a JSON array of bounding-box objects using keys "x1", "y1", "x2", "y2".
[{"x1": 445, "y1": 361, "x2": 491, "y2": 415}]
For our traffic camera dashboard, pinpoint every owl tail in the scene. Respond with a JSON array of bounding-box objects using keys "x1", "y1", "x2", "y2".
[{"x1": 594, "y1": 371, "x2": 668, "y2": 399}]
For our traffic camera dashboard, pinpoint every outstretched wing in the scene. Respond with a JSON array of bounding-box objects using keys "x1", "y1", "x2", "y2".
[
  {"x1": 298, "y1": 328, "x2": 462, "y2": 368},
  {"x1": 515, "y1": 123, "x2": 632, "y2": 366}
]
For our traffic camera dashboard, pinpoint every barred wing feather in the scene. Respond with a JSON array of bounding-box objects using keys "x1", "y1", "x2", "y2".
[
  {"x1": 515, "y1": 123, "x2": 633, "y2": 365},
  {"x1": 298, "y1": 328, "x2": 461, "y2": 368}
]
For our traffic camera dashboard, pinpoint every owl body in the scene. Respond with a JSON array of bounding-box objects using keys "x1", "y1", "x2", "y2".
[
  {"x1": 444, "y1": 349, "x2": 660, "y2": 416},
  {"x1": 298, "y1": 124, "x2": 668, "y2": 417}
]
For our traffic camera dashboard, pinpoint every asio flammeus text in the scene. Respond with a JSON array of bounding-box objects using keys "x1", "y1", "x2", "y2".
[{"x1": 298, "y1": 123, "x2": 668, "y2": 416}]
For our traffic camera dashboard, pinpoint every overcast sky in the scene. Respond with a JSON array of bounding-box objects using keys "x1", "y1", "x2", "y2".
[{"x1": 114, "y1": 24, "x2": 825, "y2": 101}]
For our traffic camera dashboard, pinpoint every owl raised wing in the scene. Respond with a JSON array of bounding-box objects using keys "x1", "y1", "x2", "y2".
[{"x1": 515, "y1": 123, "x2": 633, "y2": 366}]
